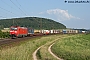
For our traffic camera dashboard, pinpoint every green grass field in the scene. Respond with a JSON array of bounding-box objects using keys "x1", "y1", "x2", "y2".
[
  {"x1": 0, "y1": 34, "x2": 90, "y2": 60},
  {"x1": 52, "y1": 34, "x2": 90, "y2": 60},
  {"x1": 0, "y1": 35, "x2": 63, "y2": 60}
]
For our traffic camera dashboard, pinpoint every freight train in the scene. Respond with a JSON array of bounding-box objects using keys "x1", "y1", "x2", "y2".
[
  {"x1": 9, "y1": 26, "x2": 60, "y2": 39},
  {"x1": 10, "y1": 26, "x2": 88, "y2": 39},
  {"x1": 10, "y1": 26, "x2": 34, "y2": 38}
]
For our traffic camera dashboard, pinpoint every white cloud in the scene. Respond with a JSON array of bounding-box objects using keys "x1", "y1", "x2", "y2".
[
  {"x1": 39, "y1": 12, "x2": 44, "y2": 14},
  {"x1": 39, "y1": 9, "x2": 81, "y2": 21}
]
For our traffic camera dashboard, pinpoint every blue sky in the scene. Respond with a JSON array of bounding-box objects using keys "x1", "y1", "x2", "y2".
[{"x1": 0, "y1": 0, "x2": 90, "y2": 29}]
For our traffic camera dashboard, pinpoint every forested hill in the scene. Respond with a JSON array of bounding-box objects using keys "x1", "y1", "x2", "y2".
[{"x1": 0, "y1": 17, "x2": 66, "y2": 29}]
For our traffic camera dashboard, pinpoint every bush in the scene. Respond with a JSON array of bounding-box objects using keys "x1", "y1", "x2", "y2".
[{"x1": 0, "y1": 30, "x2": 10, "y2": 38}]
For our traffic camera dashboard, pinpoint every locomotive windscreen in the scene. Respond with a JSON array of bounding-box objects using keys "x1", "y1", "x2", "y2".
[{"x1": 11, "y1": 28, "x2": 17, "y2": 30}]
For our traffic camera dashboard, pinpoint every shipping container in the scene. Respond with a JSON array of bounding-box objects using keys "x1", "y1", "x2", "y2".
[
  {"x1": 62, "y1": 30, "x2": 67, "y2": 34},
  {"x1": 27, "y1": 28, "x2": 34, "y2": 34},
  {"x1": 50, "y1": 30, "x2": 54, "y2": 33},
  {"x1": 34, "y1": 30, "x2": 40, "y2": 33},
  {"x1": 40, "y1": 30, "x2": 50, "y2": 34}
]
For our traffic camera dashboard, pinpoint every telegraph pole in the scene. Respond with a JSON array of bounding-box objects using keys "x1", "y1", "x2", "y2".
[{"x1": 13, "y1": 19, "x2": 14, "y2": 26}]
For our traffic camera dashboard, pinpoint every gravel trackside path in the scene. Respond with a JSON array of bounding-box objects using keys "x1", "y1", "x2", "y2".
[
  {"x1": 32, "y1": 46, "x2": 40, "y2": 60},
  {"x1": 48, "y1": 43, "x2": 63, "y2": 60},
  {"x1": 32, "y1": 45, "x2": 43, "y2": 60},
  {"x1": 32, "y1": 37, "x2": 64, "y2": 60}
]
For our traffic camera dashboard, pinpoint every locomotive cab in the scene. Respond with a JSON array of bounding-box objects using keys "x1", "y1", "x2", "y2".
[
  {"x1": 10, "y1": 27, "x2": 18, "y2": 38},
  {"x1": 10, "y1": 26, "x2": 28, "y2": 39}
]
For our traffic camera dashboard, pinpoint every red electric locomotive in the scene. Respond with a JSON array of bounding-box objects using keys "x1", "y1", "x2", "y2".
[{"x1": 10, "y1": 26, "x2": 28, "y2": 38}]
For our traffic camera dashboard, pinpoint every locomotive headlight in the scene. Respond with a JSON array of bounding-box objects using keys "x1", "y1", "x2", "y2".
[
  {"x1": 15, "y1": 31, "x2": 17, "y2": 33},
  {"x1": 10, "y1": 31, "x2": 13, "y2": 32}
]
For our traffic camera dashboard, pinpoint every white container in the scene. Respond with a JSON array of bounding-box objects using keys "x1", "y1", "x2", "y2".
[{"x1": 50, "y1": 30, "x2": 54, "y2": 33}]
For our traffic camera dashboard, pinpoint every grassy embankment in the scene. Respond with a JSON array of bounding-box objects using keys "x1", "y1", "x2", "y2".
[
  {"x1": 52, "y1": 34, "x2": 90, "y2": 60},
  {"x1": 0, "y1": 34, "x2": 65, "y2": 60}
]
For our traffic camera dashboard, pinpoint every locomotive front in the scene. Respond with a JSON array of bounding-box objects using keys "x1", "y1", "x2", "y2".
[
  {"x1": 10, "y1": 26, "x2": 28, "y2": 38},
  {"x1": 10, "y1": 26, "x2": 18, "y2": 38}
]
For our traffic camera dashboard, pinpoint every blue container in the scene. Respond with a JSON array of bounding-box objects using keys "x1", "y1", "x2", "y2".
[
  {"x1": 27, "y1": 28, "x2": 34, "y2": 34},
  {"x1": 63, "y1": 30, "x2": 67, "y2": 34}
]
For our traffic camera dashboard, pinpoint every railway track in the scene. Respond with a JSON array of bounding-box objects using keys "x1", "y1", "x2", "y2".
[
  {"x1": 0, "y1": 33, "x2": 62, "y2": 49},
  {"x1": 0, "y1": 33, "x2": 44, "y2": 48}
]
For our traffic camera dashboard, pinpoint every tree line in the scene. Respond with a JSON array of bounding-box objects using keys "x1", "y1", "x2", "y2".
[{"x1": 0, "y1": 17, "x2": 66, "y2": 29}]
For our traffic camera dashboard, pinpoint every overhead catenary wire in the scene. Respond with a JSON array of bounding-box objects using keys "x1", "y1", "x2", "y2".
[
  {"x1": 0, "y1": 0, "x2": 28, "y2": 26},
  {"x1": 0, "y1": 1, "x2": 17, "y2": 25},
  {"x1": 0, "y1": 6, "x2": 18, "y2": 16},
  {"x1": 0, "y1": 0, "x2": 19, "y2": 16},
  {"x1": 10, "y1": 0, "x2": 27, "y2": 16},
  {"x1": 15, "y1": 0, "x2": 29, "y2": 16},
  {"x1": 0, "y1": 16, "x2": 7, "y2": 19},
  {"x1": 10, "y1": 0, "x2": 27, "y2": 26},
  {"x1": 15, "y1": 0, "x2": 30, "y2": 27},
  {"x1": 0, "y1": 0, "x2": 14, "y2": 9},
  {"x1": 0, "y1": 0, "x2": 29, "y2": 18},
  {"x1": 0, "y1": 0, "x2": 26, "y2": 15}
]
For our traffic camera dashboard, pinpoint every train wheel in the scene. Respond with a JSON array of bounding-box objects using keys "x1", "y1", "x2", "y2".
[{"x1": 22, "y1": 35, "x2": 25, "y2": 38}]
